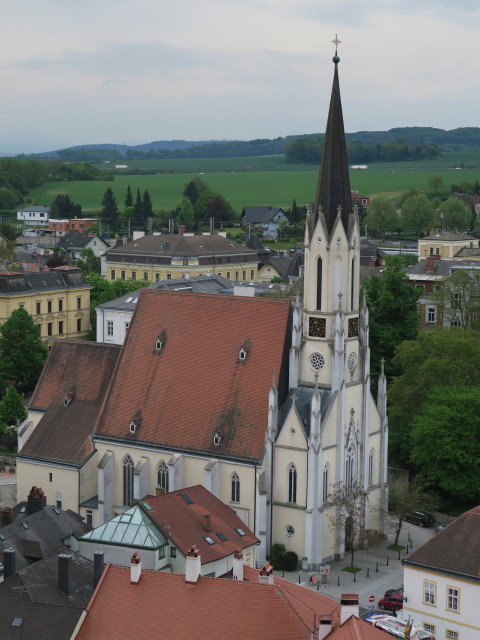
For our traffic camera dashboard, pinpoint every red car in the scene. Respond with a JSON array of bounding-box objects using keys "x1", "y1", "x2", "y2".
[{"x1": 378, "y1": 595, "x2": 403, "y2": 612}]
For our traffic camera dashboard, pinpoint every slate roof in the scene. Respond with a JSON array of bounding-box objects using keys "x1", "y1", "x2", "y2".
[
  {"x1": 17, "y1": 205, "x2": 50, "y2": 213},
  {"x1": 404, "y1": 505, "x2": 480, "y2": 579},
  {"x1": 57, "y1": 232, "x2": 108, "y2": 251},
  {"x1": 421, "y1": 230, "x2": 476, "y2": 241},
  {"x1": 106, "y1": 233, "x2": 258, "y2": 259},
  {"x1": 0, "y1": 507, "x2": 90, "y2": 571},
  {"x1": 407, "y1": 259, "x2": 480, "y2": 278},
  {"x1": 0, "y1": 550, "x2": 93, "y2": 640},
  {"x1": 139, "y1": 485, "x2": 259, "y2": 563},
  {"x1": 0, "y1": 267, "x2": 89, "y2": 294},
  {"x1": 76, "y1": 565, "x2": 335, "y2": 640},
  {"x1": 241, "y1": 207, "x2": 286, "y2": 224},
  {"x1": 94, "y1": 289, "x2": 291, "y2": 462},
  {"x1": 279, "y1": 386, "x2": 332, "y2": 436},
  {"x1": 22, "y1": 341, "x2": 120, "y2": 465}
]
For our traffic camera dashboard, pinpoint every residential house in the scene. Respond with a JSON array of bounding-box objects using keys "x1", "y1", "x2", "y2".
[
  {"x1": 17, "y1": 52, "x2": 388, "y2": 570},
  {"x1": 79, "y1": 484, "x2": 259, "y2": 576},
  {"x1": 17, "y1": 205, "x2": 50, "y2": 227},
  {"x1": 56, "y1": 232, "x2": 110, "y2": 262},
  {"x1": 96, "y1": 274, "x2": 233, "y2": 345},
  {"x1": 47, "y1": 218, "x2": 98, "y2": 238},
  {"x1": 351, "y1": 190, "x2": 370, "y2": 210},
  {"x1": 16, "y1": 340, "x2": 121, "y2": 528},
  {"x1": 104, "y1": 231, "x2": 260, "y2": 283},
  {"x1": 257, "y1": 252, "x2": 303, "y2": 283},
  {"x1": 241, "y1": 207, "x2": 289, "y2": 239},
  {"x1": 403, "y1": 506, "x2": 480, "y2": 640},
  {"x1": 0, "y1": 266, "x2": 91, "y2": 341},
  {"x1": 73, "y1": 554, "x2": 385, "y2": 640},
  {"x1": 0, "y1": 549, "x2": 96, "y2": 640},
  {"x1": 0, "y1": 486, "x2": 91, "y2": 571},
  {"x1": 417, "y1": 231, "x2": 478, "y2": 261}
]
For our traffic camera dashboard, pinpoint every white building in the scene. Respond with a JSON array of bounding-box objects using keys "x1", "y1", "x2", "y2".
[
  {"x1": 403, "y1": 507, "x2": 480, "y2": 640},
  {"x1": 17, "y1": 205, "x2": 50, "y2": 226}
]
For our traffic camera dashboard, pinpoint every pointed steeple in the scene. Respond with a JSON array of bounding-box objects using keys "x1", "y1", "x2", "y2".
[{"x1": 311, "y1": 37, "x2": 352, "y2": 237}]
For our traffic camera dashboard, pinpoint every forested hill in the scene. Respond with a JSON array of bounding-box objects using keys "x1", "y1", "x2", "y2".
[{"x1": 24, "y1": 126, "x2": 480, "y2": 162}]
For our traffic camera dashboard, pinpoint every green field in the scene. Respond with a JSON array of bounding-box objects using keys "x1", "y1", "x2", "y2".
[{"x1": 27, "y1": 152, "x2": 480, "y2": 217}]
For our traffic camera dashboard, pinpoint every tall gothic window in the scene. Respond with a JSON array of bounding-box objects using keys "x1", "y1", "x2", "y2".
[
  {"x1": 345, "y1": 450, "x2": 355, "y2": 489},
  {"x1": 231, "y1": 473, "x2": 240, "y2": 503},
  {"x1": 316, "y1": 258, "x2": 322, "y2": 311},
  {"x1": 288, "y1": 464, "x2": 297, "y2": 503},
  {"x1": 157, "y1": 461, "x2": 169, "y2": 493},
  {"x1": 123, "y1": 455, "x2": 134, "y2": 506},
  {"x1": 322, "y1": 465, "x2": 329, "y2": 503},
  {"x1": 351, "y1": 258, "x2": 355, "y2": 311}
]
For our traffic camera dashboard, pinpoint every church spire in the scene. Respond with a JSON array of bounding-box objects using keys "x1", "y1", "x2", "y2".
[{"x1": 311, "y1": 36, "x2": 352, "y2": 237}]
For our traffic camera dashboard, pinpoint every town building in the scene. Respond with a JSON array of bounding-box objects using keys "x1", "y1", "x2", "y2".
[
  {"x1": 403, "y1": 506, "x2": 480, "y2": 640},
  {"x1": 0, "y1": 266, "x2": 91, "y2": 341},
  {"x1": 417, "y1": 231, "x2": 478, "y2": 261},
  {"x1": 79, "y1": 484, "x2": 259, "y2": 576},
  {"x1": 47, "y1": 218, "x2": 98, "y2": 237},
  {"x1": 17, "y1": 205, "x2": 50, "y2": 226},
  {"x1": 17, "y1": 50, "x2": 387, "y2": 569},
  {"x1": 241, "y1": 206, "x2": 289, "y2": 239},
  {"x1": 351, "y1": 190, "x2": 370, "y2": 210},
  {"x1": 56, "y1": 231, "x2": 110, "y2": 262},
  {"x1": 104, "y1": 231, "x2": 260, "y2": 283}
]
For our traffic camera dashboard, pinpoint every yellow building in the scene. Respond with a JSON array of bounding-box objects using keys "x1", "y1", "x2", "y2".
[
  {"x1": 0, "y1": 266, "x2": 91, "y2": 341},
  {"x1": 105, "y1": 232, "x2": 260, "y2": 283},
  {"x1": 418, "y1": 231, "x2": 479, "y2": 261}
]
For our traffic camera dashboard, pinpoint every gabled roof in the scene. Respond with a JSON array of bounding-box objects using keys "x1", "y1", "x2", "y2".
[
  {"x1": 79, "y1": 504, "x2": 166, "y2": 549},
  {"x1": 0, "y1": 549, "x2": 93, "y2": 640},
  {"x1": 22, "y1": 341, "x2": 120, "y2": 465},
  {"x1": 106, "y1": 233, "x2": 258, "y2": 258},
  {"x1": 139, "y1": 485, "x2": 259, "y2": 563},
  {"x1": 76, "y1": 565, "x2": 333, "y2": 640},
  {"x1": 404, "y1": 505, "x2": 480, "y2": 579},
  {"x1": 57, "y1": 232, "x2": 108, "y2": 250},
  {"x1": 95, "y1": 289, "x2": 291, "y2": 462},
  {"x1": 242, "y1": 207, "x2": 286, "y2": 224},
  {"x1": 0, "y1": 506, "x2": 90, "y2": 571}
]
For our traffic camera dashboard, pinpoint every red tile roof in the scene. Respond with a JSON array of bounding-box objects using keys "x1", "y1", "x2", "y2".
[
  {"x1": 95, "y1": 289, "x2": 291, "y2": 461},
  {"x1": 332, "y1": 616, "x2": 389, "y2": 640},
  {"x1": 21, "y1": 341, "x2": 120, "y2": 464},
  {"x1": 404, "y1": 505, "x2": 480, "y2": 577},
  {"x1": 140, "y1": 485, "x2": 259, "y2": 564},
  {"x1": 76, "y1": 565, "x2": 333, "y2": 640}
]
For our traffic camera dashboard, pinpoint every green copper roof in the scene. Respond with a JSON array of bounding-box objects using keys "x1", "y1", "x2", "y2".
[{"x1": 79, "y1": 505, "x2": 166, "y2": 549}]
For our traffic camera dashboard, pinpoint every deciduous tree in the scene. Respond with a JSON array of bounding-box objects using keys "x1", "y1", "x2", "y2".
[
  {"x1": 435, "y1": 198, "x2": 472, "y2": 231},
  {"x1": 387, "y1": 477, "x2": 438, "y2": 546},
  {"x1": 328, "y1": 481, "x2": 368, "y2": 568},
  {"x1": 365, "y1": 197, "x2": 398, "y2": 240},
  {"x1": 430, "y1": 269, "x2": 480, "y2": 329},
  {"x1": 400, "y1": 193, "x2": 435, "y2": 236}
]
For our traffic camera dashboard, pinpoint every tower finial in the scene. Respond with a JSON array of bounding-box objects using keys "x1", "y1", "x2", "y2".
[{"x1": 332, "y1": 34, "x2": 341, "y2": 63}]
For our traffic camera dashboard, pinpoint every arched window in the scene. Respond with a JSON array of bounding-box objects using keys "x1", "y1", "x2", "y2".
[
  {"x1": 231, "y1": 473, "x2": 240, "y2": 503},
  {"x1": 322, "y1": 465, "x2": 329, "y2": 503},
  {"x1": 157, "y1": 461, "x2": 169, "y2": 493},
  {"x1": 316, "y1": 258, "x2": 322, "y2": 311},
  {"x1": 345, "y1": 449, "x2": 355, "y2": 489},
  {"x1": 123, "y1": 455, "x2": 134, "y2": 506},
  {"x1": 288, "y1": 464, "x2": 297, "y2": 503},
  {"x1": 351, "y1": 258, "x2": 355, "y2": 311}
]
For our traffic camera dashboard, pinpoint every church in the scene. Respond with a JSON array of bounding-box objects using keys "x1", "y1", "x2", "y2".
[{"x1": 16, "y1": 46, "x2": 388, "y2": 569}]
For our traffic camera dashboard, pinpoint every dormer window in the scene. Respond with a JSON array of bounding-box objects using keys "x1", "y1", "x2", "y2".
[
  {"x1": 156, "y1": 339, "x2": 163, "y2": 351},
  {"x1": 129, "y1": 421, "x2": 137, "y2": 434},
  {"x1": 154, "y1": 330, "x2": 168, "y2": 354},
  {"x1": 239, "y1": 347, "x2": 247, "y2": 361},
  {"x1": 237, "y1": 340, "x2": 251, "y2": 363},
  {"x1": 213, "y1": 432, "x2": 221, "y2": 446},
  {"x1": 63, "y1": 394, "x2": 72, "y2": 407}
]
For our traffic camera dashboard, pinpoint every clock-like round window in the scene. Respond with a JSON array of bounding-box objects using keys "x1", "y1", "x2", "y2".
[
  {"x1": 286, "y1": 524, "x2": 295, "y2": 536},
  {"x1": 347, "y1": 352, "x2": 357, "y2": 372},
  {"x1": 310, "y1": 353, "x2": 325, "y2": 371}
]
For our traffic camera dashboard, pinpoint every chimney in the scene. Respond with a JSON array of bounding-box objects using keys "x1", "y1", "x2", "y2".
[
  {"x1": 177, "y1": 225, "x2": 185, "y2": 236},
  {"x1": 130, "y1": 552, "x2": 142, "y2": 583},
  {"x1": 58, "y1": 554, "x2": 72, "y2": 596},
  {"x1": 318, "y1": 616, "x2": 333, "y2": 640},
  {"x1": 233, "y1": 549, "x2": 243, "y2": 581},
  {"x1": 155, "y1": 487, "x2": 166, "y2": 496},
  {"x1": 27, "y1": 486, "x2": 47, "y2": 514},
  {"x1": 3, "y1": 548, "x2": 16, "y2": 579},
  {"x1": 258, "y1": 561, "x2": 274, "y2": 585},
  {"x1": 93, "y1": 551, "x2": 104, "y2": 588},
  {"x1": 185, "y1": 545, "x2": 201, "y2": 584},
  {"x1": 2, "y1": 506, "x2": 13, "y2": 527},
  {"x1": 203, "y1": 513, "x2": 211, "y2": 532},
  {"x1": 425, "y1": 254, "x2": 440, "y2": 272},
  {"x1": 340, "y1": 594, "x2": 359, "y2": 623}
]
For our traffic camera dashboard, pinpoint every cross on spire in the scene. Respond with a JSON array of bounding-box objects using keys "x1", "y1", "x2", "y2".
[{"x1": 332, "y1": 34, "x2": 341, "y2": 55}]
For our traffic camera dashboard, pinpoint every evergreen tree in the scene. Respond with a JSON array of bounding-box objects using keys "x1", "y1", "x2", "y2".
[
  {"x1": 143, "y1": 190, "x2": 153, "y2": 218},
  {"x1": 100, "y1": 187, "x2": 120, "y2": 230},
  {"x1": 0, "y1": 308, "x2": 48, "y2": 393},
  {"x1": 134, "y1": 188, "x2": 144, "y2": 226},
  {"x1": 125, "y1": 184, "x2": 134, "y2": 208}
]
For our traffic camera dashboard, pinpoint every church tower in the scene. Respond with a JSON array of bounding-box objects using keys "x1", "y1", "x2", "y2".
[{"x1": 274, "y1": 39, "x2": 388, "y2": 569}]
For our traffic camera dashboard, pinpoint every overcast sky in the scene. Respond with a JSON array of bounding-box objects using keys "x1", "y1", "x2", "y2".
[{"x1": 1, "y1": 0, "x2": 479, "y2": 154}]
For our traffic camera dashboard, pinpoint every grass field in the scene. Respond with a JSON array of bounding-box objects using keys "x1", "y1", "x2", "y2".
[{"x1": 27, "y1": 152, "x2": 480, "y2": 217}]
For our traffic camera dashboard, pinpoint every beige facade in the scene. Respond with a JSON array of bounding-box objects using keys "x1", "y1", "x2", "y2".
[
  {"x1": 418, "y1": 232, "x2": 478, "y2": 261},
  {"x1": 107, "y1": 259, "x2": 258, "y2": 283}
]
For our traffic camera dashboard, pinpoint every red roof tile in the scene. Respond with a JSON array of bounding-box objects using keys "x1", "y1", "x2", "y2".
[
  {"x1": 140, "y1": 485, "x2": 259, "y2": 564},
  {"x1": 95, "y1": 289, "x2": 291, "y2": 461},
  {"x1": 76, "y1": 565, "x2": 332, "y2": 640},
  {"x1": 331, "y1": 616, "x2": 389, "y2": 640}
]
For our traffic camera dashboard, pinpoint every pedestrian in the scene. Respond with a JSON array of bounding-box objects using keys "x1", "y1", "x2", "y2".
[{"x1": 392, "y1": 604, "x2": 397, "y2": 618}]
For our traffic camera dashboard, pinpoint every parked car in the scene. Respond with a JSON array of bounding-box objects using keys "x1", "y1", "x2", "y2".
[
  {"x1": 377, "y1": 595, "x2": 404, "y2": 612},
  {"x1": 403, "y1": 511, "x2": 435, "y2": 527},
  {"x1": 384, "y1": 587, "x2": 403, "y2": 598}
]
